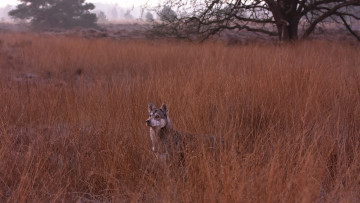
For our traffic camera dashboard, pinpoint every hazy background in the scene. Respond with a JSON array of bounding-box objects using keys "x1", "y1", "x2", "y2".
[{"x1": 0, "y1": 0, "x2": 161, "y2": 22}]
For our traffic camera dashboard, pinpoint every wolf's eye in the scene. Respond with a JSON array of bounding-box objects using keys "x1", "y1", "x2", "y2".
[{"x1": 155, "y1": 115, "x2": 160, "y2": 119}]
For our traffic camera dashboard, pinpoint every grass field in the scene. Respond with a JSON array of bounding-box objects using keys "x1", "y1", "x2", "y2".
[{"x1": 0, "y1": 34, "x2": 359, "y2": 202}]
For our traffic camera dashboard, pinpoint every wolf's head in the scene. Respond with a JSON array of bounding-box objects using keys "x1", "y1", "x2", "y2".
[{"x1": 146, "y1": 103, "x2": 169, "y2": 129}]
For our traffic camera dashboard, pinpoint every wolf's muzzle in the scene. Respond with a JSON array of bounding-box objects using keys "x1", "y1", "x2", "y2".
[{"x1": 146, "y1": 119, "x2": 151, "y2": 126}]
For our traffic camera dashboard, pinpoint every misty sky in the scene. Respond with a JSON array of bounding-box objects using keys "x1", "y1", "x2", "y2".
[{"x1": 0, "y1": 0, "x2": 161, "y2": 7}]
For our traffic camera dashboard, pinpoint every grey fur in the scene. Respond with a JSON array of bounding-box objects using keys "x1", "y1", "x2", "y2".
[
  {"x1": 146, "y1": 102, "x2": 225, "y2": 162},
  {"x1": 146, "y1": 103, "x2": 184, "y2": 161}
]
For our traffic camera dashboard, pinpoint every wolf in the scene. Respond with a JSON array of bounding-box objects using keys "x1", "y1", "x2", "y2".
[
  {"x1": 145, "y1": 103, "x2": 186, "y2": 162},
  {"x1": 145, "y1": 102, "x2": 224, "y2": 163}
]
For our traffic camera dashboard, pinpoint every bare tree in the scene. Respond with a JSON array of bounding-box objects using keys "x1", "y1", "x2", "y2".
[
  {"x1": 145, "y1": 12, "x2": 154, "y2": 22},
  {"x1": 151, "y1": 0, "x2": 360, "y2": 41},
  {"x1": 97, "y1": 11, "x2": 108, "y2": 24},
  {"x1": 124, "y1": 5, "x2": 135, "y2": 20}
]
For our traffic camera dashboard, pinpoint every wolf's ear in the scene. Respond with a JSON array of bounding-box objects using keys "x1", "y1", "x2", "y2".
[
  {"x1": 148, "y1": 103, "x2": 155, "y2": 113},
  {"x1": 161, "y1": 103, "x2": 168, "y2": 114}
]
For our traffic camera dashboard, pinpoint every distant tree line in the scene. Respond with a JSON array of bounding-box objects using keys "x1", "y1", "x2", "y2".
[
  {"x1": 9, "y1": 0, "x2": 97, "y2": 28},
  {"x1": 8, "y1": 0, "x2": 151, "y2": 28}
]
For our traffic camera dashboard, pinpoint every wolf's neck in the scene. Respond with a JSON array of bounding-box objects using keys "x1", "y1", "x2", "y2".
[
  {"x1": 149, "y1": 118, "x2": 173, "y2": 153},
  {"x1": 151, "y1": 119, "x2": 173, "y2": 138},
  {"x1": 160, "y1": 119, "x2": 173, "y2": 135}
]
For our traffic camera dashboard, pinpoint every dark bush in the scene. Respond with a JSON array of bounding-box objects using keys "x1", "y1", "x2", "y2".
[{"x1": 9, "y1": 0, "x2": 97, "y2": 29}]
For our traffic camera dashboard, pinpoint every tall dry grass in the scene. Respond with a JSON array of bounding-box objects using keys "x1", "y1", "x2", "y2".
[{"x1": 0, "y1": 34, "x2": 359, "y2": 202}]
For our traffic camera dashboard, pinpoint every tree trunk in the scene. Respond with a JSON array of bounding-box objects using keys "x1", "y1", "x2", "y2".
[
  {"x1": 277, "y1": 16, "x2": 300, "y2": 41},
  {"x1": 266, "y1": 0, "x2": 301, "y2": 41}
]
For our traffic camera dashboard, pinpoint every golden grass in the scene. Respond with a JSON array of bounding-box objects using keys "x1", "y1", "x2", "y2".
[{"x1": 0, "y1": 34, "x2": 359, "y2": 202}]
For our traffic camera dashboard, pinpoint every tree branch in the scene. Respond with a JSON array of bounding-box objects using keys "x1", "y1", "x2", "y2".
[
  {"x1": 339, "y1": 15, "x2": 360, "y2": 41},
  {"x1": 302, "y1": 0, "x2": 360, "y2": 39},
  {"x1": 200, "y1": 24, "x2": 278, "y2": 42}
]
